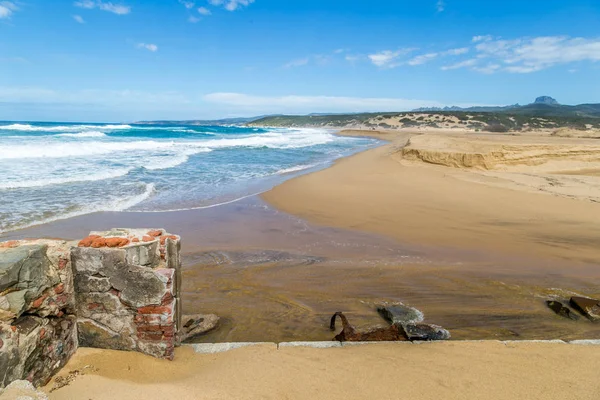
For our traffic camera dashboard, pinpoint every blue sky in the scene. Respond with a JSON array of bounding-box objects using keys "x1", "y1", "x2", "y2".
[{"x1": 1, "y1": 0, "x2": 600, "y2": 122}]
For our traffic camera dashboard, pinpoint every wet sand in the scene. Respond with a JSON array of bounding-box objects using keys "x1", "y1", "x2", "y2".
[
  {"x1": 44, "y1": 343, "x2": 600, "y2": 400},
  {"x1": 3, "y1": 130, "x2": 600, "y2": 342}
]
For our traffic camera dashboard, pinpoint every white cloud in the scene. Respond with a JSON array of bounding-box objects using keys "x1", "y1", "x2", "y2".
[
  {"x1": 368, "y1": 49, "x2": 415, "y2": 68},
  {"x1": 198, "y1": 6, "x2": 211, "y2": 15},
  {"x1": 444, "y1": 47, "x2": 469, "y2": 56},
  {"x1": 203, "y1": 92, "x2": 448, "y2": 113},
  {"x1": 476, "y1": 35, "x2": 600, "y2": 73},
  {"x1": 441, "y1": 58, "x2": 477, "y2": 70},
  {"x1": 209, "y1": 0, "x2": 255, "y2": 11},
  {"x1": 473, "y1": 64, "x2": 501, "y2": 74},
  {"x1": 73, "y1": 15, "x2": 85, "y2": 23},
  {"x1": 137, "y1": 43, "x2": 158, "y2": 52},
  {"x1": 283, "y1": 58, "x2": 309, "y2": 68},
  {"x1": 74, "y1": 1, "x2": 131, "y2": 15},
  {"x1": 407, "y1": 47, "x2": 469, "y2": 66},
  {"x1": 188, "y1": 15, "x2": 200, "y2": 23},
  {"x1": 408, "y1": 52, "x2": 438, "y2": 66},
  {"x1": 436, "y1": 0, "x2": 445, "y2": 12},
  {"x1": 179, "y1": 0, "x2": 195, "y2": 9},
  {"x1": 0, "y1": 1, "x2": 18, "y2": 19},
  {"x1": 472, "y1": 35, "x2": 493, "y2": 43}
]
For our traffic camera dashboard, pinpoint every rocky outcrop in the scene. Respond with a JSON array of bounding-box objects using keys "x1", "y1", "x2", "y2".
[
  {"x1": 546, "y1": 300, "x2": 579, "y2": 321},
  {"x1": 570, "y1": 296, "x2": 600, "y2": 322},
  {"x1": 378, "y1": 303, "x2": 450, "y2": 341},
  {"x1": 0, "y1": 240, "x2": 77, "y2": 388},
  {"x1": 72, "y1": 228, "x2": 182, "y2": 360},
  {"x1": 178, "y1": 314, "x2": 220, "y2": 343}
]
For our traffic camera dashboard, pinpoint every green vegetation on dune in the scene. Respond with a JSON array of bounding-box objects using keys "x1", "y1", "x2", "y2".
[{"x1": 247, "y1": 111, "x2": 600, "y2": 131}]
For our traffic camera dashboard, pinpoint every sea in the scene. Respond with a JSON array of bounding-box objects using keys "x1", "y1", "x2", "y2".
[{"x1": 0, "y1": 122, "x2": 378, "y2": 234}]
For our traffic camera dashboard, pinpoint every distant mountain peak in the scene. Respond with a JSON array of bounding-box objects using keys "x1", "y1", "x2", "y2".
[{"x1": 534, "y1": 96, "x2": 559, "y2": 105}]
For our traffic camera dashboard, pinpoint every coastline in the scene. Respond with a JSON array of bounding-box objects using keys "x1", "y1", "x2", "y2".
[{"x1": 262, "y1": 129, "x2": 600, "y2": 265}]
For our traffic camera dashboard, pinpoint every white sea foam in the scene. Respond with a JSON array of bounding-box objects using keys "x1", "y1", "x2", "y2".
[
  {"x1": 0, "y1": 183, "x2": 155, "y2": 234},
  {"x1": 276, "y1": 163, "x2": 318, "y2": 175},
  {"x1": 0, "y1": 130, "x2": 334, "y2": 159},
  {"x1": 0, "y1": 123, "x2": 132, "y2": 132},
  {"x1": 56, "y1": 131, "x2": 107, "y2": 138},
  {"x1": 0, "y1": 167, "x2": 133, "y2": 189}
]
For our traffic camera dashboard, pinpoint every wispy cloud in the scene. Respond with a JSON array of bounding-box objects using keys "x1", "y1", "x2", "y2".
[
  {"x1": 73, "y1": 15, "x2": 85, "y2": 23},
  {"x1": 208, "y1": 0, "x2": 255, "y2": 11},
  {"x1": 137, "y1": 43, "x2": 158, "y2": 52},
  {"x1": 0, "y1": 1, "x2": 18, "y2": 19},
  {"x1": 203, "y1": 92, "x2": 449, "y2": 113},
  {"x1": 188, "y1": 15, "x2": 200, "y2": 23},
  {"x1": 436, "y1": 0, "x2": 445, "y2": 12},
  {"x1": 440, "y1": 58, "x2": 477, "y2": 70},
  {"x1": 179, "y1": 0, "x2": 195, "y2": 9},
  {"x1": 408, "y1": 52, "x2": 438, "y2": 66},
  {"x1": 198, "y1": 7, "x2": 211, "y2": 15},
  {"x1": 74, "y1": 1, "x2": 131, "y2": 15},
  {"x1": 368, "y1": 49, "x2": 415, "y2": 68},
  {"x1": 283, "y1": 58, "x2": 310, "y2": 68}
]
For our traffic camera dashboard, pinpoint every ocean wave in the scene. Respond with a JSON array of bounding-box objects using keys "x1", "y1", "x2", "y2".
[
  {"x1": 0, "y1": 131, "x2": 334, "y2": 159},
  {"x1": 0, "y1": 183, "x2": 155, "y2": 234},
  {"x1": 56, "y1": 131, "x2": 107, "y2": 138},
  {"x1": 0, "y1": 123, "x2": 132, "y2": 132},
  {"x1": 276, "y1": 163, "x2": 318, "y2": 175},
  {"x1": 0, "y1": 167, "x2": 133, "y2": 189}
]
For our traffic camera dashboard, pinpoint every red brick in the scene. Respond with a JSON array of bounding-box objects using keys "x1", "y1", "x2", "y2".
[
  {"x1": 142, "y1": 236, "x2": 155, "y2": 242},
  {"x1": 31, "y1": 294, "x2": 48, "y2": 309},
  {"x1": 58, "y1": 257, "x2": 69, "y2": 270},
  {"x1": 54, "y1": 283, "x2": 65, "y2": 294},
  {"x1": 147, "y1": 230, "x2": 163, "y2": 237},
  {"x1": 39, "y1": 328, "x2": 46, "y2": 339},
  {"x1": 88, "y1": 302, "x2": 102, "y2": 311},
  {"x1": 137, "y1": 305, "x2": 172, "y2": 315}
]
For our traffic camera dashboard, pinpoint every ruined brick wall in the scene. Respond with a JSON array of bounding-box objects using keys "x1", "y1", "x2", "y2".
[
  {"x1": 71, "y1": 228, "x2": 181, "y2": 360},
  {"x1": 0, "y1": 240, "x2": 78, "y2": 388}
]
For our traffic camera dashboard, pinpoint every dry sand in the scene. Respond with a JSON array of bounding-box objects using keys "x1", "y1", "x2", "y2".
[
  {"x1": 263, "y1": 130, "x2": 600, "y2": 264},
  {"x1": 44, "y1": 343, "x2": 600, "y2": 400}
]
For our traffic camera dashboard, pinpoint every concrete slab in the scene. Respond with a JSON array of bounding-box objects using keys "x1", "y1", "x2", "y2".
[
  {"x1": 278, "y1": 341, "x2": 342, "y2": 349},
  {"x1": 569, "y1": 340, "x2": 600, "y2": 346},
  {"x1": 185, "y1": 342, "x2": 277, "y2": 354}
]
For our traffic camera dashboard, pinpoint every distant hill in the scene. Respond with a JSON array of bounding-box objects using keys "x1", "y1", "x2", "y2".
[{"x1": 413, "y1": 97, "x2": 600, "y2": 119}]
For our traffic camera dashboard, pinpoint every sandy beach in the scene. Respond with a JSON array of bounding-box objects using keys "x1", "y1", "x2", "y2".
[
  {"x1": 264, "y1": 129, "x2": 600, "y2": 265},
  {"x1": 43, "y1": 342, "x2": 600, "y2": 399}
]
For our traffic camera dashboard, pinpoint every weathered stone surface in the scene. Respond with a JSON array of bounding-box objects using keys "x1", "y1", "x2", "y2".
[
  {"x1": 77, "y1": 319, "x2": 134, "y2": 351},
  {"x1": 0, "y1": 240, "x2": 76, "y2": 389},
  {"x1": 403, "y1": 323, "x2": 451, "y2": 341},
  {"x1": 178, "y1": 314, "x2": 219, "y2": 343},
  {"x1": 570, "y1": 296, "x2": 600, "y2": 321},
  {"x1": 546, "y1": 300, "x2": 579, "y2": 320},
  {"x1": 377, "y1": 303, "x2": 424, "y2": 326},
  {"x1": 74, "y1": 275, "x2": 111, "y2": 293},
  {"x1": 0, "y1": 316, "x2": 77, "y2": 388},
  {"x1": 72, "y1": 229, "x2": 182, "y2": 360},
  {"x1": 0, "y1": 380, "x2": 49, "y2": 400}
]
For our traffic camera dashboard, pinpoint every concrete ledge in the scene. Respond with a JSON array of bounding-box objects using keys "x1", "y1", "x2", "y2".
[
  {"x1": 183, "y1": 339, "x2": 600, "y2": 354},
  {"x1": 278, "y1": 341, "x2": 342, "y2": 349},
  {"x1": 569, "y1": 340, "x2": 600, "y2": 346},
  {"x1": 341, "y1": 341, "x2": 413, "y2": 347},
  {"x1": 186, "y1": 342, "x2": 277, "y2": 354}
]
